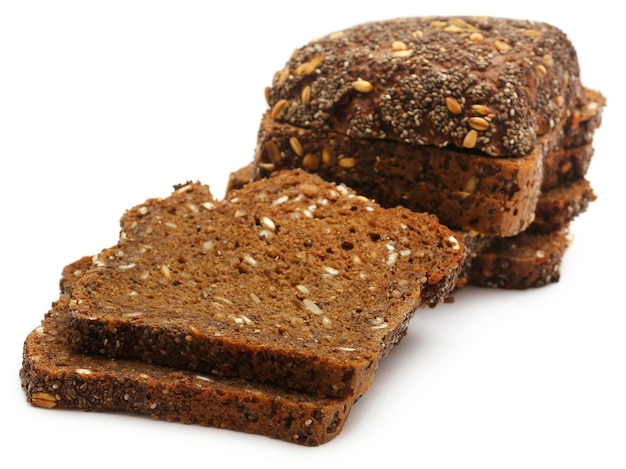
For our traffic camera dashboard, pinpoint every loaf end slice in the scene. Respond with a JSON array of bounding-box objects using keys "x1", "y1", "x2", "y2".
[{"x1": 68, "y1": 169, "x2": 465, "y2": 398}]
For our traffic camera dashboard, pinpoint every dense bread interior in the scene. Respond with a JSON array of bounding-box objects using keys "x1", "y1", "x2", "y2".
[{"x1": 68, "y1": 170, "x2": 465, "y2": 398}]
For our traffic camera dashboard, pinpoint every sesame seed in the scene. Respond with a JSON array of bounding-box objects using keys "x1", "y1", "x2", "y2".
[{"x1": 322, "y1": 266, "x2": 340, "y2": 276}]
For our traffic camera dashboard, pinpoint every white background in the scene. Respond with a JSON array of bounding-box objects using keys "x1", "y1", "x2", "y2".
[{"x1": 1, "y1": 1, "x2": 624, "y2": 468}]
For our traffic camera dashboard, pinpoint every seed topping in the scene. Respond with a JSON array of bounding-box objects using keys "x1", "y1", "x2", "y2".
[
  {"x1": 445, "y1": 96, "x2": 463, "y2": 115},
  {"x1": 468, "y1": 117, "x2": 490, "y2": 131},
  {"x1": 352, "y1": 78, "x2": 374, "y2": 93},
  {"x1": 463, "y1": 130, "x2": 478, "y2": 148}
]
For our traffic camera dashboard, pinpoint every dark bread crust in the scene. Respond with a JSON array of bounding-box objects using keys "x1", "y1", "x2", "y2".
[
  {"x1": 21, "y1": 259, "x2": 354, "y2": 446},
  {"x1": 68, "y1": 170, "x2": 465, "y2": 399},
  {"x1": 266, "y1": 16, "x2": 584, "y2": 158}
]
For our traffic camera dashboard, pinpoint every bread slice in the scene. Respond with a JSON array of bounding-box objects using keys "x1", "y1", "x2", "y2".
[
  {"x1": 21, "y1": 258, "x2": 355, "y2": 446},
  {"x1": 68, "y1": 169, "x2": 465, "y2": 399},
  {"x1": 228, "y1": 163, "x2": 594, "y2": 290},
  {"x1": 255, "y1": 17, "x2": 603, "y2": 237},
  {"x1": 531, "y1": 178, "x2": 596, "y2": 234},
  {"x1": 467, "y1": 229, "x2": 573, "y2": 289}
]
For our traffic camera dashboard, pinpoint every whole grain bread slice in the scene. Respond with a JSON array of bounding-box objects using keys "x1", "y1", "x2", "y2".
[
  {"x1": 467, "y1": 229, "x2": 573, "y2": 289},
  {"x1": 68, "y1": 169, "x2": 465, "y2": 399},
  {"x1": 21, "y1": 258, "x2": 355, "y2": 446}
]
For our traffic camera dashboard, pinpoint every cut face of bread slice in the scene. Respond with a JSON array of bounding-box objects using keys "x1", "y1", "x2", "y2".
[
  {"x1": 68, "y1": 170, "x2": 465, "y2": 399},
  {"x1": 468, "y1": 229, "x2": 573, "y2": 289},
  {"x1": 265, "y1": 17, "x2": 584, "y2": 158},
  {"x1": 21, "y1": 259, "x2": 355, "y2": 446}
]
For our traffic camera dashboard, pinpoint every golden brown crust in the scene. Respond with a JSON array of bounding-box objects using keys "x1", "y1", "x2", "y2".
[{"x1": 267, "y1": 16, "x2": 584, "y2": 158}]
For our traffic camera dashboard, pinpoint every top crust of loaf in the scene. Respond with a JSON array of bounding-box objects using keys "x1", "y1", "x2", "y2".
[
  {"x1": 266, "y1": 16, "x2": 583, "y2": 157},
  {"x1": 68, "y1": 169, "x2": 464, "y2": 398}
]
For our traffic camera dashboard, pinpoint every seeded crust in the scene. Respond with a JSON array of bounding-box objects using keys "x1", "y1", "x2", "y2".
[
  {"x1": 266, "y1": 16, "x2": 584, "y2": 158},
  {"x1": 20, "y1": 259, "x2": 354, "y2": 446},
  {"x1": 468, "y1": 229, "x2": 572, "y2": 289},
  {"x1": 255, "y1": 86, "x2": 603, "y2": 236},
  {"x1": 68, "y1": 170, "x2": 465, "y2": 399}
]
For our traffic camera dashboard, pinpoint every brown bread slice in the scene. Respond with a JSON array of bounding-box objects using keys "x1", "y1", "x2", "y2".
[
  {"x1": 531, "y1": 178, "x2": 596, "y2": 234},
  {"x1": 68, "y1": 169, "x2": 465, "y2": 399},
  {"x1": 228, "y1": 165, "x2": 594, "y2": 289},
  {"x1": 467, "y1": 229, "x2": 573, "y2": 289},
  {"x1": 21, "y1": 259, "x2": 354, "y2": 446}
]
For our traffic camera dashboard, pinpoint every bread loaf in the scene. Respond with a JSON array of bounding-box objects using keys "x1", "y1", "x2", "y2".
[
  {"x1": 254, "y1": 17, "x2": 603, "y2": 237},
  {"x1": 264, "y1": 16, "x2": 583, "y2": 158}
]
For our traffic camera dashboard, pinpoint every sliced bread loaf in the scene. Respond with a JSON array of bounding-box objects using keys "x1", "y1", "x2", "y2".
[
  {"x1": 254, "y1": 17, "x2": 603, "y2": 237},
  {"x1": 68, "y1": 169, "x2": 465, "y2": 399}
]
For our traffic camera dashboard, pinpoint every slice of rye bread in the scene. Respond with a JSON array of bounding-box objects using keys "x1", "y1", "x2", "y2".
[
  {"x1": 467, "y1": 229, "x2": 573, "y2": 289},
  {"x1": 228, "y1": 165, "x2": 594, "y2": 289},
  {"x1": 255, "y1": 15, "x2": 605, "y2": 237},
  {"x1": 67, "y1": 169, "x2": 466, "y2": 399},
  {"x1": 21, "y1": 259, "x2": 355, "y2": 446}
]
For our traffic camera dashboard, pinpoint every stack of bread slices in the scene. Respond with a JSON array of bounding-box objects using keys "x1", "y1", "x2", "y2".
[
  {"x1": 252, "y1": 16, "x2": 605, "y2": 289},
  {"x1": 21, "y1": 16, "x2": 604, "y2": 445},
  {"x1": 21, "y1": 170, "x2": 466, "y2": 445}
]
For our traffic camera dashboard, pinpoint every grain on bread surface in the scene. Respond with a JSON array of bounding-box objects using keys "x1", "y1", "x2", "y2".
[
  {"x1": 68, "y1": 170, "x2": 465, "y2": 399},
  {"x1": 265, "y1": 16, "x2": 584, "y2": 158},
  {"x1": 21, "y1": 259, "x2": 353, "y2": 446}
]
